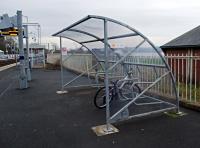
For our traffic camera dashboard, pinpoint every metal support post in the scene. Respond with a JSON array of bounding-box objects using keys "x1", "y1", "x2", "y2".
[
  {"x1": 17, "y1": 10, "x2": 28, "y2": 89},
  {"x1": 60, "y1": 37, "x2": 64, "y2": 91},
  {"x1": 104, "y1": 19, "x2": 111, "y2": 131},
  {"x1": 24, "y1": 25, "x2": 31, "y2": 81},
  {"x1": 56, "y1": 37, "x2": 67, "y2": 94}
]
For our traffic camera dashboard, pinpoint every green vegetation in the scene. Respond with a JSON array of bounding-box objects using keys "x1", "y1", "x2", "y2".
[{"x1": 177, "y1": 82, "x2": 200, "y2": 103}]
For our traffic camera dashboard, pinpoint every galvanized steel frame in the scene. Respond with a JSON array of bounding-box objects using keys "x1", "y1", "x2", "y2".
[{"x1": 53, "y1": 15, "x2": 179, "y2": 128}]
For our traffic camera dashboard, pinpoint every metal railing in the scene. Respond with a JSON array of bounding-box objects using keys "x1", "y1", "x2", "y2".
[
  {"x1": 61, "y1": 53, "x2": 200, "y2": 104},
  {"x1": 166, "y1": 54, "x2": 200, "y2": 104}
]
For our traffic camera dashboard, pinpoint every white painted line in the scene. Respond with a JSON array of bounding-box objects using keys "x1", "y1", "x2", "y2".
[{"x1": 0, "y1": 63, "x2": 17, "y2": 72}]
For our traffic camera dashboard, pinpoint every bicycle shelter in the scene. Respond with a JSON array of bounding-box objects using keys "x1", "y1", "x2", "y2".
[{"x1": 52, "y1": 15, "x2": 179, "y2": 133}]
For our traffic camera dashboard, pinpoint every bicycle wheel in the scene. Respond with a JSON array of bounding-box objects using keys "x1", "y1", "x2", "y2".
[
  {"x1": 94, "y1": 87, "x2": 113, "y2": 109},
  {"x1": 119, "y1": 83, "x2": 141, "y2": 100}
]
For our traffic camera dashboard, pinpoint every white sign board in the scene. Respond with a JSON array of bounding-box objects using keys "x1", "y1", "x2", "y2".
[{"x1": 61, "y1": 48, "x2": 68, "y2": 55}]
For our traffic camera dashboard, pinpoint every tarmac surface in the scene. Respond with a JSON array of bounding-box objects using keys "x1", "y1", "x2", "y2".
[{"x1": 0, "y1": 67, "x2": 200, "y2": 148}]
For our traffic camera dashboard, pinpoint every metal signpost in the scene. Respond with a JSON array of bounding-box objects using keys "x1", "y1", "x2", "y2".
[
  {"x1": 23, "y1": 23, "x2": 41, "y2": 44},
  {"x1": 0, "y1": 11, "x2": 30, "y2": 89},
  {"x1": 24, "y1": 25, "x2": 31, "y2": 81},
  {"x1": 17, "y1": 11, "x2": 28, "y2": 89}
]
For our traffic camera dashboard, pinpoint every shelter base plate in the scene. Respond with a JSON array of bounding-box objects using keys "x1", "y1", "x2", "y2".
[
  {"x1": 164, "y1": 111, "x2": 187, "y2": 118},
  {"x1": 56, "y1": 90, "x2": 68, "y2": 94},
  {"x1": 91, "y1": 124, "x2": 119, "y2": 136}
]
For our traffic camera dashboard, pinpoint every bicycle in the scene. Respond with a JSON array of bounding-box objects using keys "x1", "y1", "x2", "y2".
[{"x1": 94, "y1": 69, "x2": 141, "y2": 109}]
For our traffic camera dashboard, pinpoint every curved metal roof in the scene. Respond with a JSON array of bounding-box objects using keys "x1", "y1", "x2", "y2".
[
  {"x1": 52, "y1": 15, "x2": 147, "y2": 39},
  {"x1": 52, "y1": 15, "x2": 165, "y2": 61}
]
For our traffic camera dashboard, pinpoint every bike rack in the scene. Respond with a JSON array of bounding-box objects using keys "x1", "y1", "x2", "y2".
[{"x1": 52, "y1": 15, "x2": 180, "y2": 135}]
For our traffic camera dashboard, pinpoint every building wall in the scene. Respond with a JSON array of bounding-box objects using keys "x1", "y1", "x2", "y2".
[{"x1": 163, "y1": 48, "x2": 200, "y2": 83}]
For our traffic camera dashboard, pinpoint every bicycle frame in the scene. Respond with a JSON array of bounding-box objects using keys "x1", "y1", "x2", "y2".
[{"x1": 117, "y1": 70, "x2": 139, "y2": 90}]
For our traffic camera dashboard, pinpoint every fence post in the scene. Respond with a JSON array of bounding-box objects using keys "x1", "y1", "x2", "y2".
[
  {"x1": 177, "y1": 53, "x2": 180, "y2": 99},
  {"x1": 189, "y1": 52, "x2": 193, "y2": 101},
  {"x1": 186, "y1": 53, "x2": 188, "y2": 100},
  {"x1": 194, "y1": 57, "x2": 197, "y2": 102},
  {"x1": 181, "y1": 53, "x2": 184, "y2": 98}
]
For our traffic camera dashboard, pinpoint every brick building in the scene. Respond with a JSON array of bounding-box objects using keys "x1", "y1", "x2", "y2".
[{"x1": 160, "y1": 25, "x2": 200, "y2": 83}]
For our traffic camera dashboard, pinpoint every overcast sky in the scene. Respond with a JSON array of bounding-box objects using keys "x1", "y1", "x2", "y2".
[{"x1": 1, "y1": 0, "x2": 200, "y2": 48}]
